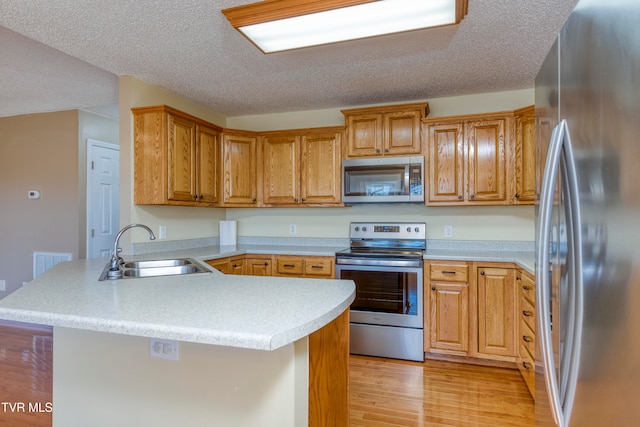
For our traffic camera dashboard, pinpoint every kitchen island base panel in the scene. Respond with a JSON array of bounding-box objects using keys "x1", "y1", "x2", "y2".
[{"x1": 53, "y1": 327, "x2": 305, "y2": 427}]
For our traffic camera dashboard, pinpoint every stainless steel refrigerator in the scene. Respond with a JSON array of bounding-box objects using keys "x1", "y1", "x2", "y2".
[{"x1": 535, "y1": 0, "x2": 640, "y2": 425}]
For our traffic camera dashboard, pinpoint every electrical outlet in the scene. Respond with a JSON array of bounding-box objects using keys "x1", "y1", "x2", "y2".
[
  {"x1": 150, "y1": 338, "x2": 179, "y2": 361},
  {"x1": 158, "y1": 225, "x2": 167, "y2": 240},
  {"x1": 444, "y1": 225, "x2": 454, "y2": 238},
  {"x1": 0, "y1": 280, "x2": 5, "y2": 291},
  {"x1": 289, "y1": 224, "x2": 297, "y2": 235}
]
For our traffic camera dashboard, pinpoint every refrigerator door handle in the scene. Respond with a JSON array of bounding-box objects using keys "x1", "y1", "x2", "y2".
[
  {"x1": 537, "y1": 119, "x2": 584, "y2": 427},
  {"x1": 537, "y1": 121, "x2": 565, "y2": 427}
]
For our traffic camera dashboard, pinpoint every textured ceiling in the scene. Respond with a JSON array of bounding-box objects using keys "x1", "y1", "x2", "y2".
[{"x1": 0, "y1": 0, "x2": 579, "y2": 119}]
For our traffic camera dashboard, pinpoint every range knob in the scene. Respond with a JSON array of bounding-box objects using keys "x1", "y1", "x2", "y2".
[
  {"x1": 407, "y1": 226, "x2": 412, "y2": 232},
  {"x1": 415, "y1": 227, "x2": 420, "y2": 233},
  {"x1": 354, "y1": 226, "x2": 360, "y2": 232},
  {"x1": 362, "y1": 226, "x2": 367, "y2": 232}
]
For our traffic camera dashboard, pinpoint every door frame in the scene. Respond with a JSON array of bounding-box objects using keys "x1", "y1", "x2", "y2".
[{"x1": 86, "y1": 139, "x2": 120, "y2": 259}]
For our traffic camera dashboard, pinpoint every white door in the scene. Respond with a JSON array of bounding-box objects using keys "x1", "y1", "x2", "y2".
[{"x1": 87, "y1": 140, "x2": 120, "y2": 259}]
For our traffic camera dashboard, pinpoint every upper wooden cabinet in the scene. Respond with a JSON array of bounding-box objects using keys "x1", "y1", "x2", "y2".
[
  {"x1": 262, "y1": 128, "x2": 343, "y2": 206},
  {"x1": 132, "y1": 105, "x2": 222, "y2": 207},
  {"x1": 514, "y1": 105, "x2": 536, "y2": 204},
  {"x1": 220, "y1": 130, "x2": 259, "y2": 207},
  {"x1": 341, "y1": 103, "x2": 429, "y2": 158},
  {"x1": 424, "y1": 112, "x2": 512, "y2": 205}
]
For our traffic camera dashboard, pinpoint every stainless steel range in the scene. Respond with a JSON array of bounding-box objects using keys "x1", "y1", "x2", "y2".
[{"x1": 335, "y1": 222, "x2": 425, "y2": 361}]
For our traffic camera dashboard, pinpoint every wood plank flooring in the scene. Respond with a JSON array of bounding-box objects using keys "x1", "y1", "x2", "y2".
[
  {"x1": 0, "y1": 321, "x2": 52, "y2": 427},
  {"x1": 0, "y1": 322, "x2": 533, "y2": 427},
  {"x1": 350, "y1": 355, "x2": 534, "y2": 427}
]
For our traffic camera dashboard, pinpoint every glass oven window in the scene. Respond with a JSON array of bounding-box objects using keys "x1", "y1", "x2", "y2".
[{"x1": 340, "y1": 270, "x2": 418, "y2": 315}]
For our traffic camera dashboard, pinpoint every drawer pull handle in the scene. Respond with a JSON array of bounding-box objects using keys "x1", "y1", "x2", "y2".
[
  {"x1": 442, "y1": 271, "x2": 456, "y2": 274},
  {"x1": 522, "y1": 361, "x2": 531, "y2": 370},
  {"x1": 523, "y1": 335, "x2": 532, "y2": 343},
  {"x1": 311, "y1": 265, "x2": 324, "y2": 269},
  {"x1": 523, "y1": 310, "x2": 533, "y2": 317},
  {"x1": 523, "y1": 285, "x2": 532, "y2": 291},
  {"x1": 283, "y1": 264, "x2": 296, "y2": 268}
]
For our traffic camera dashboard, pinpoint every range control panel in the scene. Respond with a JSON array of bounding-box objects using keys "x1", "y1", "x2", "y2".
[{"x1": 349, "y1": 222, "x2": 426, "y2": 240}]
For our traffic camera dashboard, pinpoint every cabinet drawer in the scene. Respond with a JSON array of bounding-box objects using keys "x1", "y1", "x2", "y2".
[
  {"x1": 276, "y1": 257, "x2": 304, "y2": 275},
  {"x1": 518, "y1": 342, "x2": 535, "y2": 396},
  {"x1": 520, "y1": 318, "x2": 535, "y2": 357},
  {"x1": 303, "y1": 257, "x2": 334, "y2": 277},
  {"x1": 520, "y1": 272, "x2": 536, "y2": 304},
  {"x1": 430, "y1": 263, "x2": 468, "y2": 282},
  {"x1": 521, "y1": 294, "x2": 536, "y2": 332}
]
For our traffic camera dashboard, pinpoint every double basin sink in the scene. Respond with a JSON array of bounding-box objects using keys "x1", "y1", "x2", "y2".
[{"x1": 99, "y1": 258, "x2": 210, "y2": 281}]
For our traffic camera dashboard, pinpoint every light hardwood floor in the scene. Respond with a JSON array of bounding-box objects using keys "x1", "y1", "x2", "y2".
[
  {"x1": 0, "y1": 321, "x2": 52, "y2": 427},
  {"x1": 350, "y1": 355, "x2": 534, "y2": 427},
  {"x1": 0, "y1": 322, "x2": 533, "y2": 427}
]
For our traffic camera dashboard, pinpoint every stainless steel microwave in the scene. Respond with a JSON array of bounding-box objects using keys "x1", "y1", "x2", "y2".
[{"x1": 342, "y1": 156, "x2": 424, "y2": 203}]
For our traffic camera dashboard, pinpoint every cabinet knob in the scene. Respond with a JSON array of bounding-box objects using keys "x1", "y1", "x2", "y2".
[
  {"x1": 252, "y1": 198, "x2": 257, "y2": 203},
  {"x1": 522, "y1": 361, "x2": 531, "y2": 370},
  {"x1": 480, "y1": 271, "x2": 485, "y2": 275},
  {"x1": 384, "y1": 148, "x2": 389, "y2": 152},
  {"x1": 515, "y1": 193, "x2": 521, "y2": 198},
  {"x1": 458, "y1": 195, "x2": 463, "y2": 200},
  {"x1": 301, "y1": 198, "x2": 305, "y2": 202},
  {"x1": 523, "y1": 310, "x2": 533, "y2": 317},
  {"x1": 431, "y1": 286, "x2": 436, "y2": 291},
  {"x1": 523, "y1": 285, "x2": 532, "y2": 291},
  {"x1": 264, "y1": 262, "x2": 269, "y2": 266},
  {"x1": 376, "y1": 149, "x2": 381, "y2": 153},
  {"x1": 470, "y1": 194, "x2": 475, "y2": 199},
  {"x1": 523, "y1": 335, "x2": 532, "y2": 343}
]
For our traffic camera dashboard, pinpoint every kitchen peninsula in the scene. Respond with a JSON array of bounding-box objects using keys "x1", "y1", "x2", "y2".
[{"x1": 0, "y1": 254, "x2": 355, "y2": 427}]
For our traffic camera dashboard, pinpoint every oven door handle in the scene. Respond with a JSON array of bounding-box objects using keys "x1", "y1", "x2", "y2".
[{"x1": 336, "y1": 257, "x2": 423, "y2": 268}]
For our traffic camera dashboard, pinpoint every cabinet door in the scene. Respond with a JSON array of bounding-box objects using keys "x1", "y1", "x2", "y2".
[
  {"x1": 205, "y1": 258, "x2": 229, "y2": 274},
  {"x1": 263, "y1": 134, "x2": 299, "y2": 205},
  {"x1": 515, "y1": 106, "x2": 536, "y2": 204},
  {"x1": 301, "y1": 132, "x2": 341, "y2": 205},
  {"x1": 345, "y1": 113, "x2": 383, "y2": 157},
  {"x1": 228, "y1": 257, "x2": 245, "y2": 275},
  {"x1": 384, "y1": 110, "x2": 422, "y2": 155},
  {"x1": 429, "y1": 282, "x2": 469, "y2": 354},
  {"x1": 427, "y1": 122, "x2": 465, "y2": 203},
  {"x1": 222, "y1": 133, "x2": 257, "y2": 205},
  {"x1": 168, "y1": 114, "x2": 196, "y2": 202},
  {"x1": 477, "y1": 267, "x2": 517, "y2": 359},
  {"x1": 244, "y1": 257, "x2": 272, "y2": 276},
  {"x1": 466, "y1": 118, "x2": 508, "y2": 203},
  {"x1": 196, "y1": 125, "x2": 219, "y2": 203}
]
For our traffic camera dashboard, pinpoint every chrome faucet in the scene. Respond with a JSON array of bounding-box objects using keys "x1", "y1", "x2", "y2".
[{"x1": 107, "y1": 224, "x2": 156, "y2": 278}]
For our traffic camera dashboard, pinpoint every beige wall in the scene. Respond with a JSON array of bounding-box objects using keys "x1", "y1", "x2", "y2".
[
  {"x1": 54, "y1": 327, "x2": 306, "y2": 427},
  {"x1": 0, "y1": 111, "x2": 80, "y2": 296},
  {"x1": 0, "y1": 109, "x2": 118, "y2": 297}
]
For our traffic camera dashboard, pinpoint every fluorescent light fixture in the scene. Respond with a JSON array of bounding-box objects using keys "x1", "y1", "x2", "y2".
[{"x1": 223, "y1": 0, "x2": 468, "y2": 54}]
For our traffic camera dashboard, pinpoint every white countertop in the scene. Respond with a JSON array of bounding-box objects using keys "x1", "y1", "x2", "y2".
[{"x1": 0, "y1": 255, "x2": 355, "y2": 351}]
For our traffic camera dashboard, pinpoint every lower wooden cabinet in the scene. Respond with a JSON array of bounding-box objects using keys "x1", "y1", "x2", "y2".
[
  {"x1": 476, "y1": 265, "x2": 517, "y2": 361},
  {"x1": 275, "y1": 255, "x2": 335, "y2": 278},
  {"x1": 206, "y1": 254, "x2": 334, "y2": 278},
  {"x1": 425, "y1": 261, "x2": 471, "y2": 356},
  {"x1": 425, "y1": 261, "x2": 520, "y2": 365}
]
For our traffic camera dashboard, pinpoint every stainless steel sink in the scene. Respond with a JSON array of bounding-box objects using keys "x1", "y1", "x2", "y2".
[
  {"x1": 123, "y1": 259, "x2": 193, "y2": 269},
  {"x1": 99, "y1": 258, "x2": 210, "y2": 280}
]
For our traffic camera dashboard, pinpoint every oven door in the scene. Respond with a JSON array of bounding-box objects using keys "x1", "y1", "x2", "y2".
[{"x1": 336, "y1": 261, "x2": 423, "y2": 329}]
